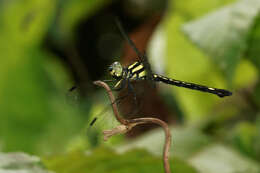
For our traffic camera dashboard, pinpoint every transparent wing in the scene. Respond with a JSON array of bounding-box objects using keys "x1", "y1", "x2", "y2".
[
  {"x1": 114, "y1": 18, "x2": 155, "y2": 85},
  {"x1": 66, "y1": 86, "x2": 81, "y2": 106},
  {"x1": 114, "y1": 18, "x2": 144, "y2": 61},
  {"x1": 86, "y1": 101, "x2": 122, "y2": 147}
]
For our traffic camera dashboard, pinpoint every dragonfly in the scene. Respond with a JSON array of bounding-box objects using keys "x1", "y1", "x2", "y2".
[
  {"x1": 88, "y1": 19, "x2": 232, "y2": 130},
  {"x1": 109, "y1": 19, "x2": 232, "y2": 98}
]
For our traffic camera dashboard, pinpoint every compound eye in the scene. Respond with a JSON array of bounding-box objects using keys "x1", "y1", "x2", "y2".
[
  {"x1": 108, "y1": 66, "x2": 113, "y2": 72},
  {"x1": 114, "y1": 61, "x2": 120, "y2": 65}
]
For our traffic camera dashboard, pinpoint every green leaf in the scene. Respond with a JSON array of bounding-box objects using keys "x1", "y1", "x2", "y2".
[
  {"x1": 0, "y1": 152, "x2": 51, "y2": 173},
  {"x1": 173, "y1": 0, "x2": 235, "y2": 19},
  {"x1": 247, "y1": 17, "x2": 260, "y2": 71},
  {"x1": 117, "y1": 127, "x2": 211, "y2": 159},
  {"x1": 0, "y1": 0, "x2": 57, "y2": 153},
  {"x1": 165, "y1": 1, "x2": 239, "y2": 120},
  {"x1": 0, "y1": 1, "x2": 88, "y2": 154},
  {"x1": 189, "y1": 144, "x2": 260, "y2": 173},
  {"x1": 44, "y1": 148, "x2": 197, "y2": 173},
  {"x1": 0, "y1": 0, "x2": 56, "y2": 47},
  {"x1": 182, "y1": 0, "x2": 260, "y2": 80},
  {"x1": 253, "y1": 81, "x2": 260, "y2": 105},
  {"x1": 228, "y1": 121, "x2": 260, "y2": 161}
]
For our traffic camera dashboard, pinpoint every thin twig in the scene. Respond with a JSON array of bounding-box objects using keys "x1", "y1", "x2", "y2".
[
  {"x1": 93, "y1": 80, "x2": 172, "y2": 173},
  {"x1": 128, "y1": 118, "x2": 172, "y2": 173},
  {"x1": 93, "y1": 81, "x2": 128, "y2": 125}
]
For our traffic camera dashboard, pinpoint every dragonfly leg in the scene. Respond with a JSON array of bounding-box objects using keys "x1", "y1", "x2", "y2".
[
  {"x1": 113, "y1": 93, "x2": 130, "y2": 106},
  {"x1": 102, "y1": 79, "x2": 116, "y2": 83},
  {"x1": 127, "y1": 79, "x2": 137, "y2": 102},
  {"x1": 126, "y1": 79, "x2": 141, "y2": 115},
  {"x1": 112, "y1": 78, "x2": 127, "y2": 91}
]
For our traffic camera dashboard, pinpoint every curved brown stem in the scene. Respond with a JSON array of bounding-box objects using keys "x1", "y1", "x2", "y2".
[
  {"x1": 93, "y1": 80, "x2": 172, "y2": 173},
  {"x1": 93, "y1": 81, "x2": 128, "y2": 125},
  {"x1": 128, "y1": 118, "x2": 172, "y2": 173}
]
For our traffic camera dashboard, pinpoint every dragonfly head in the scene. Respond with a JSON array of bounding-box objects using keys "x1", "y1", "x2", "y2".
[{"x1": 108, "y1": 61, "x2": 123, "y2": 79}]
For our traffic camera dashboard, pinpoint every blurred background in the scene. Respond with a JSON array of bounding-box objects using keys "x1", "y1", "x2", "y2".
[{"x1": 0, "y1": 0, "x2": 259, "y2": 172}]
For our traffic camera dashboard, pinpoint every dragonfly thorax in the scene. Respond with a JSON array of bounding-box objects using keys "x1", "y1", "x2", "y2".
[{"x1": 108, "y1": 61, "x2": 123, "y2": 79}]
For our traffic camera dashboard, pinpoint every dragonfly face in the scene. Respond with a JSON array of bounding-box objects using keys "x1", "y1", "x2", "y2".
[
  {"x1": 108, "y1": 60, "x2": 149, "y2": 95},
  {"x1": 108, "y1": 61, "x2": 123, "y2": 79}
]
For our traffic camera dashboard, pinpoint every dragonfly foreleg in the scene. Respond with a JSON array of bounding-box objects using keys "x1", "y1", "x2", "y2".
[
  {"x1": 113, "y1": 78, "x2": 127, "y2": 91},
  {"x1": 126, "y1": 78, "x2": 143, "y2": 115},
  {"x1": 102, "y1": 79, "x2": 116, "y2": 83},
  {"x1": 127, "y1": 78, "x2": 137, "y2": 102}
]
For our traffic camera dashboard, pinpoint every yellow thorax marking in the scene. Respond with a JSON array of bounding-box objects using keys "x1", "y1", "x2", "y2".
[
  {"x1": 138, "y1": 71, "x2": 146, "y2": 78},
  {"x1": 131, "y1": 64, "x2": 144, "y2": 73},
  {"x1": 128, "y1": 62, "x2": 138, "y2": 69},
  {"x1": 131, "y1": 73, "x2": 137, "y2": 79}
]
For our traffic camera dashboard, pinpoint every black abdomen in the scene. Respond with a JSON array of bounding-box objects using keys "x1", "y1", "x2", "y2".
[{"x1": 152, "y1": 74, "x2": 232, "y2": 97}]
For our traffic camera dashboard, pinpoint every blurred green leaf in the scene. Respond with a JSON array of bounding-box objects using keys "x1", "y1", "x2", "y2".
[
  {"x1": 228, "y1": 121, "x2": 260, "y2": 161},
  {"x1": 253, "y1": 81, "x2": 260, "y2": 106},
  {"x1": 182, "y1": 0, "x2": 260, "y2": 81},
  {"x1": 165, "y1": 1, "x2": 235, "y2": 121},
  {"x1": 0, "y1": 152, "x2": 51, "y2": 173},
  {"x1": 0, "y1": 0, "x2": 57, "y2": 153},
  {"x1": 189, "y1": 144, "x2": 260, "y2": 173},
  {"x1": 248, "y1": 17, "x2": 260, "y2": 104},
  {"x1": 173, "y1": 0, "x2": 235, "y2": 19},
  {"x1": 0, "y1": 0, "x2": 88, "y2": 154},
  {"x1": 117, "y1": 127, "x2": 211, "y2": 159},
  {"x1": 247, "y1": 17, "x2": 260, "y2": 70},
  {"x1": 233, "y1": 59, "x2": 258, "y2": 88},
  {"x1": 44, "y1": 147, "x2": 197, "y2": 173},
  {"x1": 0, "y1": 0, "x2": 56, "y2": 47}
]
